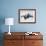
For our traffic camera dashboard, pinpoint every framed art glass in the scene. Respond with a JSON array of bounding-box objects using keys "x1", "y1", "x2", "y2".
[{"x1": 18, "y1": 9, "x2": 36, "y2": 24}]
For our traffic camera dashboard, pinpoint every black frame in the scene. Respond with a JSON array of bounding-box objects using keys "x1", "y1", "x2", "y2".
[{"x1": 18, "y1": 9, "x2": 36, "y2": 24}]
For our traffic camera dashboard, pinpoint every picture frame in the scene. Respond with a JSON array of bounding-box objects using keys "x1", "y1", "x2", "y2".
[{"x1": 18, "y1": 9, "x2": 36, "y2": 24}]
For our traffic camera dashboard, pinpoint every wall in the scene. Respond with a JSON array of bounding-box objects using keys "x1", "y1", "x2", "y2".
[
  {"x1": 0, "y1": 0, "x2": 46, "y2": 46},
  {"x1": 0, "y1": 0, "x2": 46, "y2": 32}
]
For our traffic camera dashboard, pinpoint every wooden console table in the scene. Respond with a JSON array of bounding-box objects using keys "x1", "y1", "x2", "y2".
[{"x1": 4, "y1": 32, "x2": 43, "y2": 46}]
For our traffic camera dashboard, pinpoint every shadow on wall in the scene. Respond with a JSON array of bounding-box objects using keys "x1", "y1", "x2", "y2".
[{"x1": 0, "y1": 16, "x2": 5, "y2": 46}]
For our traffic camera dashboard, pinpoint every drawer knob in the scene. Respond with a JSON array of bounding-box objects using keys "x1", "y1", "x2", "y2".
[{"x1": 32, "y1": 42, "x2": 35, "y2": 44}]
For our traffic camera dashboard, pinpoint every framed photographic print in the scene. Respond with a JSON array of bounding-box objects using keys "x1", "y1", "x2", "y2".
[{"x1": 18, "y1": 9, "x2": 36, "y2": 23}]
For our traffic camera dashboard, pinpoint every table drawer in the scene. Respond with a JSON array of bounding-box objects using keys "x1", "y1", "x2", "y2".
[
  {"x1": 4, "y1": 40, "x2": 24, "y2": 46},
  {"x1": 4, "y1": 35, "x2": 24, "y2": 40},
  {"x1": 4, "y1": 40, "x2": 16, "y2": 46},
  {"x1": 24, "y1": 40, "x2": 43, "y2": 46},
  {"x1": 25, "y1": 35, "x2": 43, "y2": 40}
]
